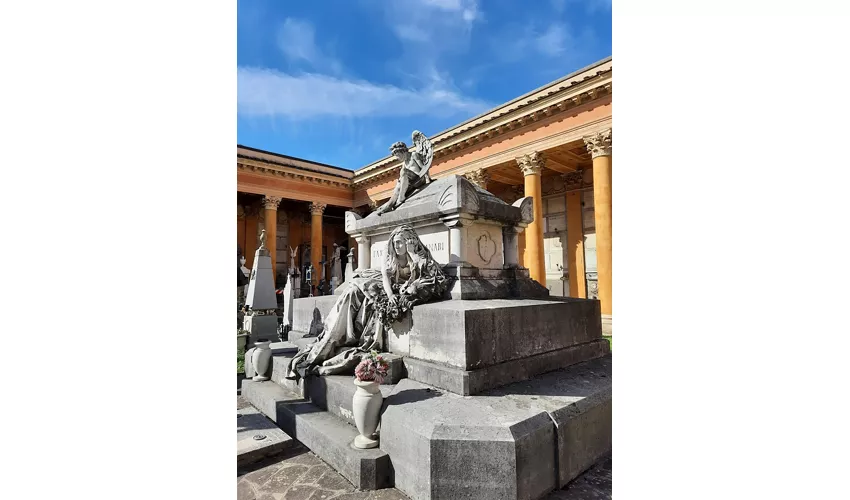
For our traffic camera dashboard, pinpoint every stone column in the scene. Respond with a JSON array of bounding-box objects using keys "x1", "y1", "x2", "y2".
[
  {"x1": 442, "y1": 214, "x2": 474, "y2": 266},
  {"x1": 309, "y1": 202, "x2": 327, "y2": 286},
  {"x1": 516, "y1": 152, "x2": 546, "y2": 286},
  {"x1": 353, "y1": 234, "x2": 370, "y2": 270},
  {"x1": 262, "y1": 196, "x2": 282, "y2": 281},
  {"x1": 464, "y1": 168, "x2": 490, "y2": 191},
  {"x1": 502, "y1": 226, "x2": 524, "y2": 268},
  {"x1": 584, "y1": 129, "x2": 612, "y2": 328},
  {"x1": 565, "y1": 191, "x2": 587, "y2": 298}
]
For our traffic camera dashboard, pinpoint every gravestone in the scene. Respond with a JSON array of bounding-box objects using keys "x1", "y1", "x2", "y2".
[{"x1": 243, "y1": 230, "x2": 280, "y2": 346}]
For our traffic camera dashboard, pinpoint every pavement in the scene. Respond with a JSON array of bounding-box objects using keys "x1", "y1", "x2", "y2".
[{"x1": 237, "y1": 396, "x2": 612, "y2": 500}]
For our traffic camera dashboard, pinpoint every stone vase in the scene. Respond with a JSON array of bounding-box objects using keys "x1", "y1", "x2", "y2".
[
  {"x1": 352, "y1": 380, "x2": 382, "y2": 449},
  {"x1": 251, "y1": 341, "x2": 272, "y2": 381}
]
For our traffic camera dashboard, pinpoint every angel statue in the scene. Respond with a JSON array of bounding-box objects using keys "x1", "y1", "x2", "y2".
[
  {"x1": 286, "y1": 225, "x2": 448, "y2": 381},
  {"x1": 374, "y1": 130, "x2": 434, "y2": 216},
  {"x1": 289, "y1": 246, "x2": 298, "y2": 270}
]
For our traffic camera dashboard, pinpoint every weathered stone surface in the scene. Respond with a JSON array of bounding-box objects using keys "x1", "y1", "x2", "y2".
[
  {"x1": 403, "y1": 298, "x2": 602, "y2": 369},
  {"x1": 290, "y1": 296, "x2": 337, "y2": 337},
  {"x1": 380, "y1": 356, "x2": 612, "y2": 500},
  {"x1": 350, "y1": 176, "x2": 528, "y2": 233},
  {"x1": 238, "y1": 405, "x2": 296, "y2": 467},
  {"x1": 403, "y1": 339, "x2": 609, "y2": 396},
  {"x1": 241, "y1": 380, "x2": 393, "y2": 490},
  {"x1": 236, "y1": 396, "x2": 610, "y2": 500}
]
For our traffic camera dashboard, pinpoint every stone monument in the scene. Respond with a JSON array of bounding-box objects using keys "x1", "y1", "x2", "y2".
[
  {"x1": 242, "y1": 130, "x2": 611, "y2": 500},
  {"x1": 242, "y1": 230, "x2": 280, "y2": 346}
]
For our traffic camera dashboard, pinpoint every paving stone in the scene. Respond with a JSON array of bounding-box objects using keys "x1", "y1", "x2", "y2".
[
  {"x1": 315, "y1": 470, "x2": 356, "y2": 492},
  {"x1": 282, "y1": 485, "x2": 316, "y2": 500},
  {"x1": 295, "y1": 464, "x2": 328, "y2": 485},
  {"x1": 261, "y1": 465, "x2": 310, "y2": 492},
  {"x1": 307, "y1": 489, "x2": 348, "y2": 500},
  {"x1": 237, "y1": 479, "x2": 257, "y2": 500},
  {"x1": 242, "y1": 464, "x2": 281, "y2": 489}
]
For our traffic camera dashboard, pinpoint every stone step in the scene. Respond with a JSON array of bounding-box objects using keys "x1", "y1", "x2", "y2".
[
  {"x1": 269, "y1": 355, "x2": 396, "y2": 426},
  {"x1": 241, "y1": 379, "x2": 393, "y2": 490},
  {"x1": 237, "y1": 405, "x2": 295, "y2": 467}
]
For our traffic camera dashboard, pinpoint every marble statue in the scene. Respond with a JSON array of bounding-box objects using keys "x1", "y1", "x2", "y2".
[
  {"x1": 258, "y1": 229, "x2": 267, "y2": 250},
  {"x1": 375, "y1": 131, "x2": 434, "y2": 216},
  {"x1": 286, "y1": 225, "x2": 448, "y2": 381},
  {"x1": 330, "y1": 243, "x2": 343, "y2": 281},
  {"x1": 289, "y1": 246, "x2": 298, "y2": 270}
]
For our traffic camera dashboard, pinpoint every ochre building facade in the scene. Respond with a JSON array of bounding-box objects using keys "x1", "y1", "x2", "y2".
[{"x1": 237, "y1": 57, "x2": 613, "y2": 333}]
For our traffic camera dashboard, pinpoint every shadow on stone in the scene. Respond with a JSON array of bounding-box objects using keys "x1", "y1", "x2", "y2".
[
  {"x1": 305, "y1": 307, "x2": 325, "y2": 338},
  {"x1": 236, "y1": 443, "x2": 310, "y2": 477}
]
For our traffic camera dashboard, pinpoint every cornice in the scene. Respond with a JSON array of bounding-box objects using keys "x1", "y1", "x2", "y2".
[
  {"x1": 237, "y1": 159, "x2": 354, "y2": 189},
  {"x1": 352, "y1": 60, "x2": 612, "y2": 187}
]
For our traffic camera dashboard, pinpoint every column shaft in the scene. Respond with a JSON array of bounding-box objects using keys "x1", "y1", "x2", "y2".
[
  {"x1": 517, "y1": 152, "x2": 546, "y2": 286},
  {"x1": 584, "y1": 129, "x2": 612, "y2": 318},
  {"x1": 310, "y1": 203, "x2": 327, "y2": 286},
  {"x1": 565, "y1": 191, "x2": 587, "y2": 298},
  {"x1": 263, "y1": 196, "x2": 282, "y2": 282}
]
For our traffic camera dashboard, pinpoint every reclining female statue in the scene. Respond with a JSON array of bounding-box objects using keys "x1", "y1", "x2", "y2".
[{"x1": 286, "y1": 225, "x2": 448, "y2": 381}]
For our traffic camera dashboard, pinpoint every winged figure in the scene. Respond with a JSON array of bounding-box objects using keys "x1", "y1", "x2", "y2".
[{"x1": 375, "y1": 130, "x2": 434, "y2": 216}]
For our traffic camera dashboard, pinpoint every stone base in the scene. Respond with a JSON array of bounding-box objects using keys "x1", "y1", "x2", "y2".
[
  {"x1": 381, "y1": 356, "x2": 612, "y2": 500},
  {"x1": 243, "y1": 314, "x2": 280, "y2": 346},
  {"x1": 404, "y1": 339, "x2": 609, "y2": 396},
  {"x1": 387, "y1": 298, "x2": 603, "y2": 391},
  {"x1": 602, "y1": 314, "x2": 612, "y2": 335},
  {"x1": 241, "y1": 380, "x2": 393, "y2": 490},
  {"x1": 237, "y1": 405, "x2": 295, "y2": 467}
]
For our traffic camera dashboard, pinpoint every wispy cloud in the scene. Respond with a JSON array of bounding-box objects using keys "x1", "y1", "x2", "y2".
[
  {"x1": 494, "y1": 21, "x2": 594, "y2": 63},
  {"x1": 276, "y1": 18, "x2": 342, "y2": 74},
  {"x1": 237, "y1": 67, "x2": 491, "y2": 120},
  {"x1": 380, "y1": 0, "x2": 479, "y2": 52}
]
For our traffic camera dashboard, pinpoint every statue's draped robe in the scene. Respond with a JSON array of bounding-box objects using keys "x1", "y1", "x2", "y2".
[{"x1": 286, "y1": 266, "x2": 412, "y2": 380}]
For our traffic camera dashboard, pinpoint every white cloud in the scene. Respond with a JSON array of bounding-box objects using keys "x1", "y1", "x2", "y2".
[
  {"x1": 237, "y1": 67, "x2": 491, "y2": 120},
  {"x1": 277, "y1": 18, "x2": 342, "y2": 74},
  {"x1": 383, "y1": 0, "x2": 479, "y2": 45},
  {"x1": 535, "y1": 24, "x2": 568, "y2": 57},
  {"x1": 496, "y1": 22, "x2": 579, "y2": 61}
]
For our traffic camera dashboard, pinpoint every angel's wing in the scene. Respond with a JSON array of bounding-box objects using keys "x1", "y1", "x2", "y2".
[{"x1": 411, "y1": 130, "x2": 433, "y2": 175}]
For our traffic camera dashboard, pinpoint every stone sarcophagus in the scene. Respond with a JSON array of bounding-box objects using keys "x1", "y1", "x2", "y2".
[{"x1": 343, "y1": 175, "x2": 548, "y2": 300}]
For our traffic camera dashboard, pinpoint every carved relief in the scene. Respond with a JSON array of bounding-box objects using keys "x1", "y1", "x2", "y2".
[
  {"x1": 477, "y1": 232, "x2": 497, "y2": 264},
  {"x1": 438, "y1": 184, "x2": 456, "y2": 212},
  {"x1": 562, "y1": 171, "x2": 584, "y2": 190},
  {"x1": 583, "y1": 129, "x2": 612, "y2": 158}
]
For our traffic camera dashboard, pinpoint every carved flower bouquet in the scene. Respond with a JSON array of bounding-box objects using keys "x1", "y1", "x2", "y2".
[
  {"x1": 354, "y1": 351, "x2": 390, "y2": 384},
  {"x1": 372, "y1": 287, "x2": 412, "y2": 329}
]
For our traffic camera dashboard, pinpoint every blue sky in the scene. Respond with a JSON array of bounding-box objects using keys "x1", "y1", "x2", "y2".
[{"x1": 237, "y1": 0, "x2": 611, "y2": 170}]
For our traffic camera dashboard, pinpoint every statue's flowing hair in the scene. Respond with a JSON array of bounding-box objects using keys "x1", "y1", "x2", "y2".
[{"x1": 385, "y1": 225, "x2": 433, "y2": 273}]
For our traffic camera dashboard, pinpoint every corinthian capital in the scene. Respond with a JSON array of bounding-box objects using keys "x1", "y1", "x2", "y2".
[
  {"x1": 516, "y1": 151, "x2": 545, "y2": 176},
  {"x1": 463, "y1": 168, "x2": 490, "y2": 190},
  {"x1": 263, "y1": 196, "x2": 282, "y2": 210},
  {"x1": 583, "y1": 129, "x2": 612, "y2": 158},
  {"x1": 309, "y1": 202, "x2": 327, "y2": 215}
]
